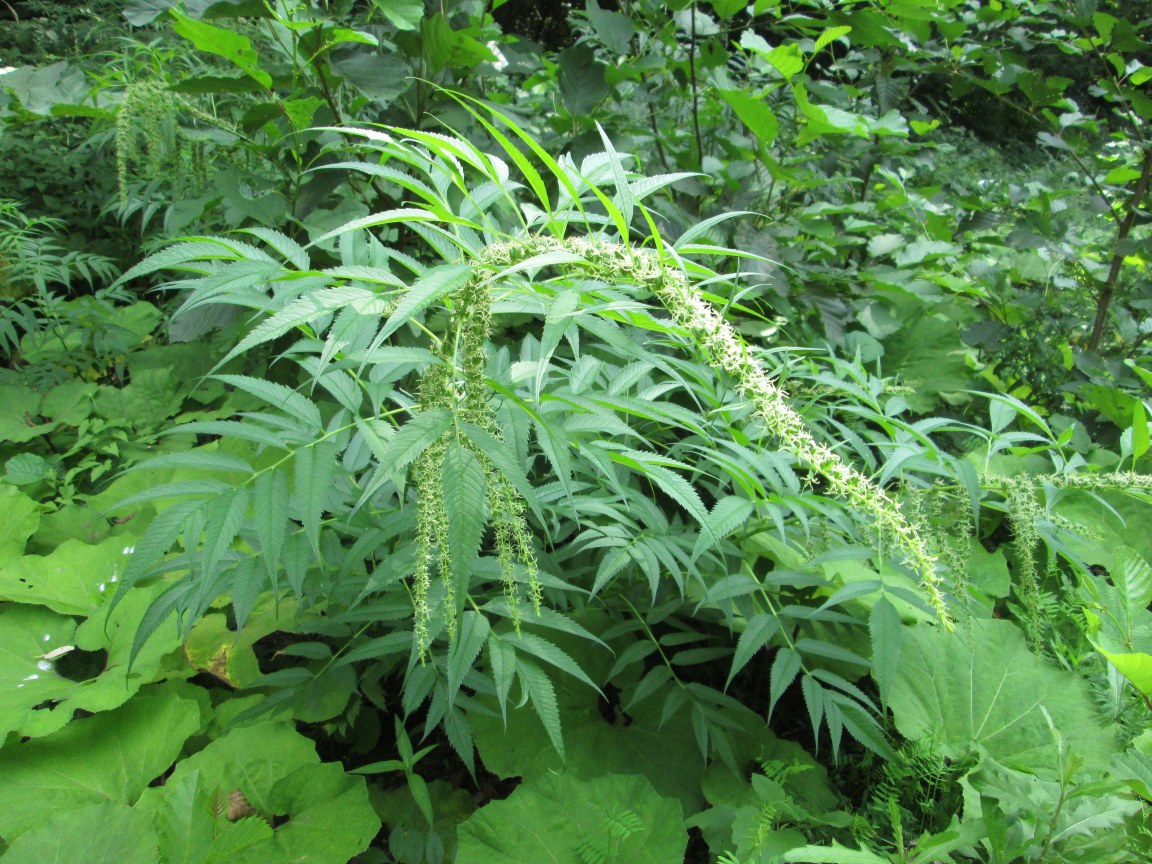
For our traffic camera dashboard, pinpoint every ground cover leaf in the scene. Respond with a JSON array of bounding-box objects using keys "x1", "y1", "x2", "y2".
[
  {"x1": 0, "y1": 685, "x2": 200, "y2": 842},
  {"x1": 0, "y1": 585, "x2": 185, "y2": 739},
  {"x1": 135, "y1": 719, "x2": 379, "y2": 864},
  {"x1": 455, "y1": 772, "x2": 684, "y2": 864},
  {"x1": 0, "y1": 486, "x2": 39, "y2": 560},
  {"x1": 0, "y1": 535, "x2": 135, "y2": 615},
  {"x1": 0, "y1": 801, "x2": 159, "y2": 864}
]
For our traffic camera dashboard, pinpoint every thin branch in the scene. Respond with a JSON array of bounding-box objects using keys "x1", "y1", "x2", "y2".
[{"x1": 1088, "y1": 145, "x2": 1152, "y2": 350}]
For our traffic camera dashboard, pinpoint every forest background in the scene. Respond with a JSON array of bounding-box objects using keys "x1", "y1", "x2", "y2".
[{"x1": 1, "y1": 0, "x2": 1152, "y2": 862}]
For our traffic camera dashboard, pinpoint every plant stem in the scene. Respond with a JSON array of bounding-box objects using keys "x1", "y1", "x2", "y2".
[
  {"x1": 1088, "y1": 145, "x2": 1152, "y2": 350},
  {"x1": 687, "y1": 3, "x2": 704, "y2": 171}
]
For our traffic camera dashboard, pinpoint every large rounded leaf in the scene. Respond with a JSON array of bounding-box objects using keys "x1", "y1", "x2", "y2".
[
  {"x1": 0, "y1": 802, "x2": 159, "y2": 864},
  {"x1": 889, "y1": 619, "x2": 1115, "y2": 775},
  {"x1": 0, "y1": 685, "x2": 200, "y2": 842},
  {"x1": 136, "y1": 720, "x2": 380, "y2": 864},
  {"x1": 456, "y1": 772, "x2": 684, "y2": 864}
]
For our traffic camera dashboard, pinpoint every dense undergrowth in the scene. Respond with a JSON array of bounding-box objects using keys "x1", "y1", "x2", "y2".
[{"x1": 2, "y1": 1, "x2": 1152, "y2": 862}]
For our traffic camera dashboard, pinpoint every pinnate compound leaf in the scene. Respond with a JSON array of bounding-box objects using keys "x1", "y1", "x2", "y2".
[
  {"x1": 214, "y1": 374, "x2": 322, "y2": 432},
  {"x1": 456, "y1": 773, "x2": 684, "y2": 864},
  {"x1": 889, "y1": 619, "x2": 1116, "y2": 773}
]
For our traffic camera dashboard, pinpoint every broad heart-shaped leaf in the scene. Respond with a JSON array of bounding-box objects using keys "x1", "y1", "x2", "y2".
[
  {"x1": 456, "y1": 772, "x2": 684, "y2": 864},
  {"x1": 0, "y1": 685, "x2": 200, "y2": 842},
  {"x1": 0, "y1": 801, "x2": 159, "y2": 864},
  {"x1": 888, "y1": 619, "x2": 1116, "y2": 776},
  {"x1": 135, "y1": 720, "x2": 379, "y2": 864},
  {"x1": 0, "y1": 585, "x2": 185, "y2": 740}
]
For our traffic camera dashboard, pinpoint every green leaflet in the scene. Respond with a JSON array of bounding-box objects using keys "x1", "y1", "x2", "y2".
[
  {"x1": 693, "y1": 495, "x2": 755, "y2": 561},
  {"x1": 610, "y1": 448, "x2": 710, "y2": 529},
  {"x1": 448, "y1": 611, "x2": 489, "y2": 706},
  {"x1": 460, "y1": 420, "x2": 543, "y2": 520},
  {"x1": 781, "y1": 844, "x2": 889, "y2": 864},
  {"x1": 515, "y1": 657, "x2": 565, "y2": 760},
  {"x1": 768, "y1": 647, "x2": 802, "y2": 719},
  {"x1": 726, "y1": 613, "x2": 779, "y2": 689},
  {"x1": 442, "y1": 440, "x2": 488, "y2": 604},
  {"x1": 215, "y1": 375, "x2": 322, "y2": 434},
  {"x1": 200, "y1": 486, "x2": 248, "y2": 583},
  {"x1": 868, "y1": 596, "x2": 903, "y2": 701},
  {"x1": 456, "y1": 773, "x2": 685, "y2": 864},
  {"x1": 377, "y1": 262, "x2": 474, "y2": 343},
  {"x1": 221, "y1": 285, "x2": 381, "y2": 365},
  {"x1": 487, "y1": 632, "x2": 517, "y2": 723},
  {"x1": 293, "y1": 440, "x2": 339, "y2": 557},
  {"x1": 252, "y1": 468, "x2": 289, "y2": 587}
]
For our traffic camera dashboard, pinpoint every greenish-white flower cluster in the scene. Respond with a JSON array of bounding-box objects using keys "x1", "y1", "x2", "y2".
[
  {"x1": 411, "y1": 262, "x2": 541, "y2": 653},
  {"x1": 476, "y1": 235, "x2": 954, "y2": 628}
]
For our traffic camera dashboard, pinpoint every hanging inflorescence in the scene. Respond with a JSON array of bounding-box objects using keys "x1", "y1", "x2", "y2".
[
  {"x1": 407, "y1": 234, "x2": 955, "y2": 647},
  {"x1": 410, "y1": 265, "x2": 541, "y2": 654}
]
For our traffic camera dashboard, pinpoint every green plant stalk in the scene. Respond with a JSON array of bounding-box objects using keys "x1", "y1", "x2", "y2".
[{"x1": 475, "y1": 236, "x2": 953, "y2": 628}]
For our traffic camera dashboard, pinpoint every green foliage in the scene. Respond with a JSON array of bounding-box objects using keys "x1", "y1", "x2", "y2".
[{"x1": 4, "y1": 1, "x2": 1152, "y2": 862}]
